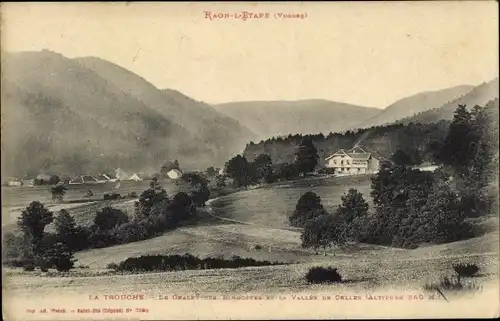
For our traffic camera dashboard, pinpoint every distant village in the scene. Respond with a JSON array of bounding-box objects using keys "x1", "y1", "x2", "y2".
[
  {"x1": 2, "y1": 167, "x2": 186, "y2": 188},
  {"x1": 3, "y1": 144, "x2": 439, "y2": 188}
]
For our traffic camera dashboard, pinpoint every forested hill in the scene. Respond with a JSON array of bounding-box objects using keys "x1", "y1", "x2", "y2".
[
  {"x1": 243, "y1": 99, "x2": 499, "y2": 166},
  {"x1": 243, "y1": 121, "x2": 450, "y2": 166}
]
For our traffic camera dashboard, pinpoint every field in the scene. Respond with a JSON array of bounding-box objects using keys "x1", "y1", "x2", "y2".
[
  {"x1": 2, "y1": 174, "x2": 499, "y2": 319},
  {"x1": 1, "y1": 179, "x2": 182, "y2": 233}
]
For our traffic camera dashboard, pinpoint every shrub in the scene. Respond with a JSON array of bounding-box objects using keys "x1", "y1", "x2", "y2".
[
  {"x1": 109, "y1": 254, "x2": 285, "y2": 272},
  {"x1": 128, "y1": 192, "x2": 138, "y2": 198},
  {"x1": 2, "y1": 232, "x2": 25, "y2": 259},
  {"x1": 23, "y1": 262, "x2": 36, "y2": 272},
  {"x1": 453, "y1": 263, "x2": 480, "y2": 278},
  {"x1": 94, "y1": 206, "x2": 129, "y2": 231},
  {"x1": 305, "y1": 266, "x2": 342, "y2": 284},
  {"x1": 289, "y1": 192, "x2": 328, "y2": 227},
  {"x1": 43, "y1": 242, "x2": 76, "y2": 272},
  {"x1": 114, "y1": 222, "x2": 143, "y2": 244},
  {"x1": 254, "y1": 244, "x2": 263, "y2": 250},
  {"x1": 103, "y1": 193, "x2": 121, "y2": 200},
  {"x1": 423, "y1": 276, "x2": 482, "y2": 293}
]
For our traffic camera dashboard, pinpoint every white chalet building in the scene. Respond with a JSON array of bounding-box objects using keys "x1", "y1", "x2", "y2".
[{"x1": 325, "y1": 146, "x2": 380, "y2": 175}]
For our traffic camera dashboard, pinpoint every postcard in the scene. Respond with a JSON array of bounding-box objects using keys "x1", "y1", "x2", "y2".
[{"x1": 1, "y1": 1, "x2": 499, "y2": 320}]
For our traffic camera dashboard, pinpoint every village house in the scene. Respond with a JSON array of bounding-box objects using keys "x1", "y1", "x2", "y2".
[
  {"x1": 167, "y1": 169, "x2": 183, "y2": 180},
  {"x1": 325, "y1": 146, "x2": 380, "y2": 175},
  {"x1": 128, "y1": 173, "x2": 143, "y2": 181},
  {"x1": 3, "y1": 177, "x2": 23, "y2": 187}
]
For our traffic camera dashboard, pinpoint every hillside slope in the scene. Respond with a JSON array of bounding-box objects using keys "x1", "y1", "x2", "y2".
[
  {"x1": 213, "y1": 100, "x2": 380, "y2": 141},
  {"x1": 1, "y1": 50, "x2": 254, "y2": 177},
  {"x1": 355, "y1": 85, "x2": 474, "y2": 129},
  {"x1": 76, "y1": 57, "x2": 256, "y2": 165},
  {"x1": 400, "y1": 78, "x2": 499, "y2": 124}
]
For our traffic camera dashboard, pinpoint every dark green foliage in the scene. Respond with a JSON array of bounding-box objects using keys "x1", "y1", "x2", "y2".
[
  {"x1": 225, "y1": 155, "x2": 253, "y2": 188},
  {"x1": 49, "y1": 175, "x2": 60, "y2": 185},
  {"x1": 109, "y1": 254, "x2": 285, "y2": 272},
  {"x1": 363, "y1": 162, "x2": 473, "y2": 248},
  {"x1": 305, "y1": 267, "x2": 342, "y2": 284},
  {"x1": 135, "y1": 180, "x2": 168, "y2": 217},
  {"x1": 2, "y1": 232, "x2": 25, "y2": 259},
  {"x1": 275, "y1": 162, "x2": 299, "y2": 181},
  {"x1": 391, "y1": 148, "x2": 422, "y2": 166},
  {"x1": 17, "y1": 201, "x2": 54, "y2": 254},
  {"x1": 179, "y1": 173, "x2": 210, "y2": 206},
  {"x1": 94, "y1": 206, "x2": 129, "y2": 232},
  {"x1": 301, "y1": 214, "x2": 346, "y2": 254},
  {"x1": 243, "y1": 122, "x2": 450, "y2": 168},
  {"x1": 336, "y1": 189, "x2": 369, "y2": 225},
  {"x1": 114, "y1": 222, "x2": 144, "y2": 244},
  {"x1": 215, "y1": 175, "x2": 227, "y2": 187},
  {"x1": 206, "y1": 166, "x2": 217, "y2": 177},
  {"x1": 103, "y1": 192, "x2": 121, "y2": 200},
  {"x1": 252, "y1": 154, "x2": 274, "y2": 182},
  {"x1": 43, "y1": 242, "x2": 76, "y2": 272},
  {"x1": 453, "y1": 263, "x2": 480, "y2": 278},
  {"x1": 294, "y1": 137, "x2": 319, "y2": 175},
  {"x1": 54, "y1": 209, "x2": 78, "y2": 249},
  {"x1": 50, "y1": 184, "x2": 68, "y2": 203},
  {"x1": 289, "y1": 192, "x2": 328, "y2": 227}
]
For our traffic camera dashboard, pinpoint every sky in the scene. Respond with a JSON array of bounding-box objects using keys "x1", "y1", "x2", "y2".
[{"x1": 2, "y1": 1, "x2": 498, "y2": 108}]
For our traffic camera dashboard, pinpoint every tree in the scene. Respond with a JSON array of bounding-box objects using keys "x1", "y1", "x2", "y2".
[
  {"x1": 206, "y1": 166, "x2": 217, "y2": 177},
  {"x1": 177, "y1": 172, "x2": 210, "y2": 207},
  {"x1": 335, "y1": 189, "x2": 369, "y2": 226},
  {"x1": 43, "y1": 242, "x2": 76, "y2": 272},
  {"x1": 94, "y1": 207, "x2": 129, "y2": 232},
  {"x1": 160, "y1": 160, "x2": 181, "y2": 177},
  {"x1": 301, "y1": 214, "x2": 346, "y2": 256},
  {"x1": 438, "y1": 105, "x2": 474, "y2": 178},
  {"x1": 49, "y1": 175, "x2": 60, "y2": 185},
  {"x1": 17, "y1": 201, "x2": 54, "y2": 255},
  {"x1": 50, "y1": 183, "x2": 68, "y2": 203},
  {"x1": 225, "y1": 155, "x2": 252, "y2": 188},
  {"x1": 294, "y1": 137, "x2": 319, "y2": 175},
  {"x1": 215, "y1": 175, "x2": 227, "y2": 187},
  {"x1": 289, "y1": 192, "x2": 328, "y2": 227},
  {"x1": 252, "y1": 154, "x2": 273, "y2": 182},
  {"x1": 391, "y1": 149, "x2": 420, "y2": 166},
  {"x1": 54, "y1": 209, "x2": 78, "y2": 250},
  {"x1": 135, "y1": 179, "x2": 169, "y2": 218}
]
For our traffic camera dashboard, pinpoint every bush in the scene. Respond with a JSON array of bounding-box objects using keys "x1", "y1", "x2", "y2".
[
  {"x1": 114, "y1": 222, "x2": 144, "y2": 244},
  {"x1": 2, "y1": 232, "x2": 25, "y2": 259},
  {"x1": 289, "y1": 192, "x2": 328, "y2": 227},
  {"x1": 423, "y1": 276, "x2": 482, "y2": 293},
  {"x1": 305, "y1": 266, "x2": 342, "y2": 284},
  {"x1": 43, "y1": 242, "x2": 76, "y2": 272},
  {"x1": 128, "y1": 192, "x2": 138, "y2": 198},
  {"x1": 88, "y1": 229, "x2": 119, "y2": 248},
  {"x1": 453, "y1": 263, "x2": 480, "y2": 278},
  {"x1": 23, "y1": 262, "x2": 36, "y2": 271},
  {"x1": 103, "y1": 193, "x2": 121, "y2": 200},
  {"x1": 94, "y1": 206, "x2": 129, "y2": 231},
  {"x1": 109, "y1": 254, "x2": 286, "y2": 272}
]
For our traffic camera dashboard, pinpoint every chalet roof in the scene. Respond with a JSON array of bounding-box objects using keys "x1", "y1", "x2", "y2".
[
  {"x1": 346, "y1": 153, "x2": 371, "y2": 160},
  {"x1": 325, "y1": 145, "x2": 378, "y2": 161}
]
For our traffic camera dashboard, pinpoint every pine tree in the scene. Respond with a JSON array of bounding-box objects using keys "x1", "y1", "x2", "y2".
[
  {"x1": 54, "y1": 209, "x2": 78, "y2": 250},
  {"x1": 294, "y1": 137, "x2": 319, "y2": 175}
]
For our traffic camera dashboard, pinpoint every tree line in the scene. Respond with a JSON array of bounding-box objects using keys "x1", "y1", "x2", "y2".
[{"x1": 288, "y1": 102, "x2": 498, "y2": 251}]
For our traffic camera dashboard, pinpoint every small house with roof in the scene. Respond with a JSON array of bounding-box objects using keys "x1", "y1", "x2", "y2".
[{"x1": 325, "y1": 146, "x2": 380, "y2": 175}]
